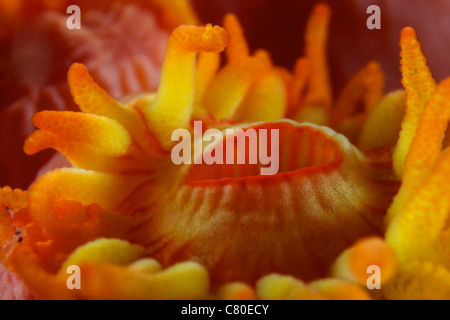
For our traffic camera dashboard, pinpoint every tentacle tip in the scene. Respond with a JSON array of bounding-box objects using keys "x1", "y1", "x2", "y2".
[
  {"x1": 1, "y1": 186, "x2": 12, "y2": 193},
  {"x1": 23, "y1": 139, "x2": 37, "y2": 156},
  {"x1": 366, "y1": 60, "x2": 381, "y2": 71},
  {"x1": 68, "y1": 63, "x2": 89, "y2": 83},
  {"x1": 23, "y1": 129, "x2": 51, "y2": 155},
  {"x1": 312, "y1": 2, "x2": 331, "y2": 18},
  {"x1": 223, "y1": 13, "x2": 240, "y2": 30},
  {"x1": 205, "y1": 25, "x2": 230, "y2": 52},
  {"x1": 401, "y1": 27, "x2": 417, "y2": 41},
  {"x1": 30, "y1": 111, "x2": 46, "y2": 127},
  {"x1": 294, "y1": 57, "x2": 309, "y2": 71},
  {"x1": 224, "y1": 13, "x2": 237, "y2": 22}
]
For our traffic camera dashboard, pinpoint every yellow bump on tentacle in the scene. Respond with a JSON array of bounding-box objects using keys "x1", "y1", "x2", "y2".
[
  {"x1": 256, "y1": 274, "x2": 324, "y2": 300},
  {"x1": 59, "y1": 238, "x2": 146, "y2": 273},
  {"x1": 217, "y1": 282, "x2": 257, "y2": 300},
  {"x1": 233, "y1": 70, "x2": 287, "y2": 122},
  {"x1": 128, "y1": 258, "x2": 162, "y2": 274},
  {"x1": 252, "y1": 49, "x2": 273, "y2": 68},
  {"x1": 28, "y1": 168, "x2": 143, "y2": 213},
  {"x1": 142, "y1": 25, "x2": 229, "y2": 149},
  {"x1": 358, "y1": 90, "x2": 406, "y2": 150},
  {"x1": 364, "y1": 63, "x2": 385, "y2": 114},
  {"x1": 386, "y1": 78, "x2": 450, "y2": 225},
  {"x1": 443, "y1": 127, "x2": 450, "y2": 149},
  {"x1": 333, "y1": 61, "x2": 385, "y2": 126},
  {"x1": 295, "y1": 3, "x2": 332, "y2": 126},
  {"x1": 24, "y1": 111, "x2": 131, "y2": 171},
  {"x1": 308, "y1": 279, "x2": 371, "y2": 300},
  {"x1": 0, "y1": 186, "x2": 28, "y2": 211},
  {"x1": 0, "y1": 0, "x2": 21, "y2": 18},
  {"x1": 386, "y1": 148, "x2": 450, "y2": 262},
  {"x1": 224, "y1": 13, "x2": 250, "y2": 64},
  {"x1": 331, "y1": 237, "x2": 397, "y2": 287},
  {"x1": 193, "y1": 52, "x2": 220, "y2": 118},
  {"x1": 393, "y1": 27, "x2": 436, "y2": 178}
]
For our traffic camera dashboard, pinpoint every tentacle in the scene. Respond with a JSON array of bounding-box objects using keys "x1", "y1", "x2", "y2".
[
  {"x1": 193, "y1": 52, "x2": 220, "y2": 118},
  {"x1": 287, "y1": 57, "x2": 310, "y2": 116},
  {"x1": 7, "y1": 238, "x2": 209, "y2": 300},
  {"x1": 79, "y1": 260, "x2": 209, "y2": 300},
  {"x1": 149, "y1": 0, "x2": 200, "y2": 29},
  {"x1": 233, "y1": 70, "x2": 287, "y2": 122},
  {"x1": 308, "y1": 279, "x2": 371, "y2": 300},
  {"x1": 387, "y1": 78, "x2": 450, "y2": 225},
  {"x1": 393, "y1": 27, "x2": 436, "y2": 177},
  {"x1": 27, "y1": 168, "x2": 146, "y2": 239},
  {"x1": 24, "y1": 111, "x2": 133, "y2": 172},
  {"x1": 386, "y1": 148, "x2": 450, "y2": 262},
  {"x1": 295, "y1": 3, "x2": 332, "y2": 126},
  {"x1": 333, "y1": 61, "x2": 385, "y2": 126},
  {"x1": 256, "y1": 274, "x2": 324, "y2": 300},
  {"x1": 331, "y1": 236, "x2": 397, "y2": 287},
  {"x1": 0, "y1": 204, "x2": 15, "y2": 253},
  {"x1": 224, "y1": 13, "x2": 250, "y2": 64},
  {"x1": 331, "y1": 62, "x2": 384, "y2": 143},
  {"x1": 217, "y1": 282, "x2": 256, "y2": 300},
  {"x1": 142, "y1": 25, "x2": 229, "y2": 149},
  {"x1": 204, "y1": 51, "x2": 272, "y2": 120},
  {"x1": 358, "y1": 90, "x2": 406, "y2": 150},
  {"x1": 60, "y1": 238, "x2": 146, "y2": 271},
  {"x1": 384, "y1": 260, "x2": 450, "y2": 299},
  {"x1": 402, "y1": 77, "x2": 450, "y2": 188}
]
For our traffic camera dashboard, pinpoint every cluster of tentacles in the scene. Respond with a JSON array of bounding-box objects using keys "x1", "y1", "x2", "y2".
[{"x1": 1, "y1": 3, "x2": 450, "y2": 299}]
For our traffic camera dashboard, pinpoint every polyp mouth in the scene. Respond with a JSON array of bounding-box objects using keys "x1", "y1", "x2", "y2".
[
  {"x1": 147, "y1": 122, "x2": 398, "y2": 285},
  {"x1": 185, "y1": 120, "x2": 344, "y2": 184}
]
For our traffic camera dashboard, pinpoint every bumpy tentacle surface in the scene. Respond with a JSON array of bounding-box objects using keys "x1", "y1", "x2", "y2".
[
  {"x1": 143, "y1": 25, "x2": 230, "y2": 149},
  {"x1": 382, "y1": 28, "x2": 450, "y2": 300},
  {"x1": 392, "y1": 27, "x2": 436, "y2": 178}
]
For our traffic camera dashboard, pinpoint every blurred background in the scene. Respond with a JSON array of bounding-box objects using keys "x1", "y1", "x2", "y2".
[{"x1": 193, "y1": 0, "x2": 450, "y2": 92}]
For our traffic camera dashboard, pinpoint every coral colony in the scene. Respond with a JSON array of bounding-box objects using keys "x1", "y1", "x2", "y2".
[{"x1": 1, "y1": 1, "x2": 450, "y2": 300}]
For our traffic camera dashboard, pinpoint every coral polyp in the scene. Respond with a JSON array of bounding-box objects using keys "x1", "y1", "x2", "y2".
[{"x1": 1, "y1": 2, "x2": 450, "y2": 300}]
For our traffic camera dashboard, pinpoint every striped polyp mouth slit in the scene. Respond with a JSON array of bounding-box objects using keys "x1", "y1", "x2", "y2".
[
  {"x1": 140, "y1": 121, "x2": 398, "y2": 286},
  {"x1": 185, "y1": 121, "x2": 343, "y2": 184}
]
